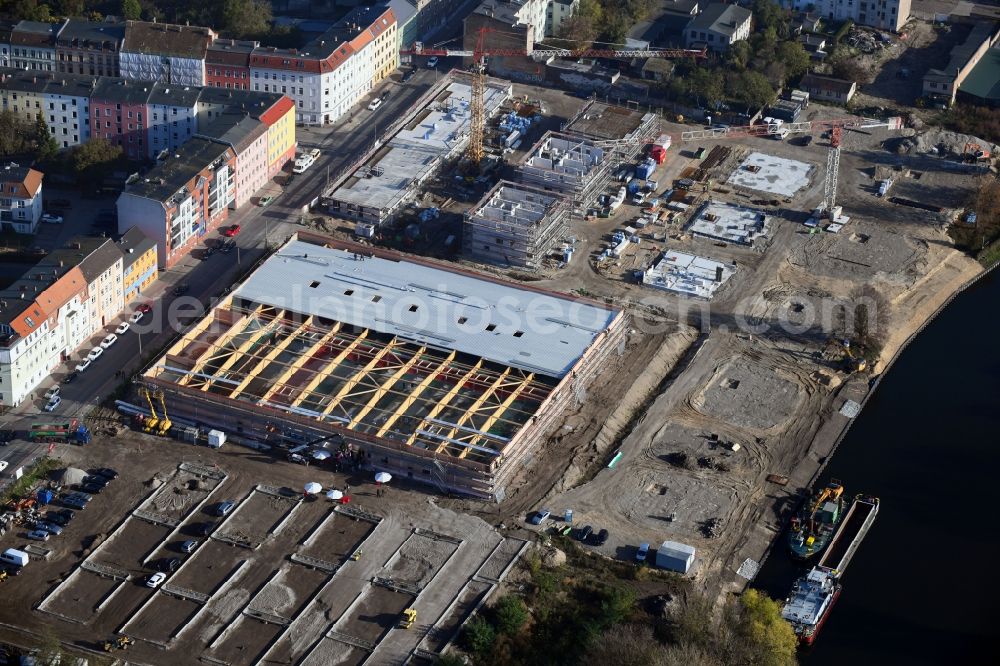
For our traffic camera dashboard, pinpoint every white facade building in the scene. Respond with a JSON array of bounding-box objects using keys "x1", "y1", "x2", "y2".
[
  {"x1": 41, "y1": 77, "x2": 94, "y2": 148},
  {"x1": 0, "y1": 165, "x2": 43, "y2": 235},
  {"x1": 146, "y1": 83, "x2": 199, "y2": 159},
  {"x1": 77, "y1": 239, "x2": 124, "y2": 330},
  {"x1": 781, "y1": 0, "x2": 910, "y2": 32},
  {"x1": 9, "y1": 20, "x2": 58, "y2": 72}
]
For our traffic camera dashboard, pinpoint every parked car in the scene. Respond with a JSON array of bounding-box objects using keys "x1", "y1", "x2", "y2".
[
  {"x1": 180, "y1": 540, "x2": 199, "y2": 553},
  {"x1": 129, "y1": 311, "x2": 144, "y2": 324},
  {"x1": 91, "y1": 468, "x2": 119, "y2": 480},
  {"x1": 44, "y1": 386, "x2": 60, "y2": 401},
  {"x1": 214, "y1": 501, "x2": 236, "y2": 517},
  {"x1": 81, "y1": 481, "x2": 105, "y2": 494},
  {"x1": 158, "y1": 557, "x2": 181, "y2": 572},
  {"x1": 62, "y1": 494, "x2": 90, "y2": 510},
  {"x1": 636, "y1": 542, "x2": 650, "y2": 562},
  {"x1": 43, "y1": 396, "x2": 61, "y2": 412},
  {"x1": 86, "y1": 348, "x2": 103, "y2": 362},
  {"x1": 75, "y1": 359, "x2": 91, "y2": 372},
  {"x1": 82, "y1": 475, "x2": 109, "y2": 487},
  {"x1": 367, "y1": 98, "x2": 383, "y2": 111},
  {"x1": 576, "y1": 525, "x2": 593, "y2": 542},
  {"x1": 595, "y1": 528, "x2": 609, "y2": 546},
  {"x1": 258, "y1": 195, "x2": 273, "y2": 207},
  {"x1": 426, "y1": 56, "x2": 439, "y2": 68},
  {"x1": 36, "y1": 522, "x2": 63, "y2": 536},
  {"x1": 41, "y1": 213, "x2": 63, "y2": 224},
  {"x1": 401, "y1": 69, "x2": 416, "y2": 83},
  {"x1": 222, "y1": 224, "x2": 241, "y2": 237},
  {"x1": 529, "y1": 509, "x2": 551, "y2": 525},
  {"x1": 27, "y1": 530, "x2": 50, "y2": 541},
  {"x1": 308, "y1": 148, "x2": 321, "y2": 160},
  {"x1": 115, "y1": 322, "x2": 130, "y2": 335},
  {"x1": 100, "y1": 334, "x2": 117, "y2": 349},
  {"x1": 137, "y1": 303, "x2": 153, "y2": 314},
  {"x1": 45, "y1": 510, "x2": 74, "y2": 526},
  {"x1": 173, "y1": 284, "x2": 190, "y2": 296},
  {"x1": 146, "y1": 572, "x2": 166, "y2": 588}
]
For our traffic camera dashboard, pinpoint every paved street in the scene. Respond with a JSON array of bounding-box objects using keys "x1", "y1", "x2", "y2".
[{"x1": 0, "y1": 63, "x2": 453, "y2": 482}]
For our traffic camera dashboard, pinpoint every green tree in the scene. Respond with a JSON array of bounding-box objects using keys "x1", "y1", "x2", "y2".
[
  {"x1": 597, "y1": 585, "x2": 636, "y2": 628},
  {"x1": 34, "y1": 114, "x2": 60, "y2": 163},
  {"x1": 58, "y1": 0, "x2": 85, "y2": 16},
  {"x1": 70, "y1": 137, "x2": 124, "y2": 186},
  {"x1": 777, "y1": 41, "x2": 810, "y2": 80},
  {"x1": 461, "y1": 616, "x2": 497, "y2": 657},
  {"x1": 120, "y1": 0, "x2": 141, "y2": 20},
  {"x1": 9, "y1": 0, "x2": 53, "y2": 21},
  {"x1": 687, "y1": 67, "x2": 724, "y2": 108},
  {"x1": 493, "y1": 595, "x2": 529, "y2": 635},
  {"x1": 733, "y1": 70, "x2": 776, "y2": 110},
  {"x1": 752, "y1": 0, "x2": 790, "y2": 39},
  {"x1": 220, "y1": 0, "x2": 273, "y2": 38},
  {"x1": 0, "y1": 110, "x2": 32, "y2": 157},
  {"x1": 726, "y1": 40, "x2": 752, "y2": 70}
]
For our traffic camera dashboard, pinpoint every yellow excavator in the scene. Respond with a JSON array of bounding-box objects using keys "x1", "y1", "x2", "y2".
[
  {"x1": 103, "y1": 635, "x2": 134, "y2": 652},
  {"x1": 826, "y1": 338, "x2": 867, "y2": 374},
  {"x1": 398, "y1": 608, "x2": 417, "y2": 629},
  {"x1": 155, "y1": 389, "x2": 172, "y2": 435},
  {"x1": 143, "y1": 387, "x2": 159, "y2": 433}
]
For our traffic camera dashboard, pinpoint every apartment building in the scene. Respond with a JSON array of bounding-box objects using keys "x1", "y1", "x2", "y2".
[
  {"x1": 77, "y1": 238, "x2": 124, "y2": 329},
  {"x1": 9, "y1": 20, "x2": 58, "y2": 71},
  {"x1": 90, "y1": 77, "x2": 152, "y2": 160},
  {"x1": 118, "y1": 227, "x2": 158, "y2": 304},
  {"x1": 146, "y1": 82, "x2": 200, "y2": 160},
  {"x1": 248, "y1": 6, "x2": 397, "y2": 125},
  {"x1": 0, "y1": 70, "x2": 97, "y2": 149},
  {"x1": 120, "y1": 20, "x2": 216, "y2": 86},
  {"x1": 464, "y1": 0, "x2": 549, "y2": 53},
  {"x1": 685, "y1": 3, "x2": 753, "y2": 52},
  {"x1": 781, "y1": 0, "x2": 910, "y2": 32},
  {"x1": 0, "y1": 164, "x2": 43, "y2": 235},
  {"x1": 117, "y1": 137, "x2": 236, "y2": 268},
  {"x1": 258, "y1": 94, "x2": 297, "y2": 176},
  {"x1": 196, "y1": 113, "x2": 269, "y2": 208},
  {"x1": 55, "y1": 18, "x2": 124, "y2": 77},
  {"x1": 0, "y1": 21, "x2": 12, "y2": 67},
  {"x1": 206, "y1": 39, "x2": 257, "y2": 90}
]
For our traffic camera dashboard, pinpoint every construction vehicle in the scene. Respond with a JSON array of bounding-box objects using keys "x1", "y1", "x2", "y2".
[
  {"x1": 403, "y1": 31, "x2": 705, "y2": 167},
  {"x1": 103, "y1": 635, "x2": 134, "y2": 652},
  {"x1": 0, "y1": 570, "x2": 8, "y2": 583},
  {"x1": 28, "y1": 420, "x2": 91, "y2": 445},
  {"x1": 143, "y1": 387, "x2": 159, "y2": 433},
  {"x1": 826, "y1": 339, "x2": 868, "y2": 374},
  {"x1": 398, "y1": 608, "x2": 417, "y2": 629},
  {"x1": 155, "y1": 389, "x2": 172, "y2": 435},
  {"x1": 963, "y1": 142, "x2": 991, "y2": 161}
]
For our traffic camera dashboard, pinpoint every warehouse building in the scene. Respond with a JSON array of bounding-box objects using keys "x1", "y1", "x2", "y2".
[
  {"x1": 140, "y1": 232, "x2": 627, "y2": 500},
  {"x1": 463, "y1": 181, "x2": 569, "y2": 270}
]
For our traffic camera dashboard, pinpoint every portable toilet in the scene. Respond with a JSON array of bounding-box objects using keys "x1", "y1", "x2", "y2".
[
  {"x1": 655, "y1": 540, "x2": 696, "y2": 573},
  {"x1": 207, "y1": 430, "x2": 226, "y2": 449}
]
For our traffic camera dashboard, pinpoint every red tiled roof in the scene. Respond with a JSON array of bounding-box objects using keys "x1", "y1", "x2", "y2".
[{"x1": 259, "y1": 96, "x2": 295, "y2": 126}]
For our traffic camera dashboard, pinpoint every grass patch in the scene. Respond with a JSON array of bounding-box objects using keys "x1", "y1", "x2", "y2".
[
  {"x1": 977, "y1": 239, "x2": 1000, "y2": 268},
  {"x1": 1, "y1": 457, "x2": 59, "y2": 504}
]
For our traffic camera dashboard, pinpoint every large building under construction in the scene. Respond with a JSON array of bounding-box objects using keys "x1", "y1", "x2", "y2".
[
  {"x1": 463, "y1": 181, "x2": 569, "y2": 269},
  {"x1": 141, "y1": 233, "x2": 626, "y2": 500}
]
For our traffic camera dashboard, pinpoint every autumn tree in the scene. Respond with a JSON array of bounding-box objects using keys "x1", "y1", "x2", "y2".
[{"x1": 34, "y1": 114, "x2": 60, "y2": 164}]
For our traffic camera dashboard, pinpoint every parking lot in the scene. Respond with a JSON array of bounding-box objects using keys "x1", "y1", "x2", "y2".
[{"x1": 0, "y1": 428, "x2": 528, "y2": 664}]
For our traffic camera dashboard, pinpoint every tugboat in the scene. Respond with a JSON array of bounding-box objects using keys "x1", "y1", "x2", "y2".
[
  {"x1": 781, "y1": 567, "x2": 841, "y2": 645},
  {"x1": 787, "y1": 479, "x2": 845, "y2": 560}
]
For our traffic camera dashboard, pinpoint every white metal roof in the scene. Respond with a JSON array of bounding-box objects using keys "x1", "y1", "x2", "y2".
[{"x1": 233, "y1": 240, "x2": 617, "y2": 378}]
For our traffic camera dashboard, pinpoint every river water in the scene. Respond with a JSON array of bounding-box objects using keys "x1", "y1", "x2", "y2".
[{"x1": 754, "y1": 267, "x2": 1000, "y2": 665}]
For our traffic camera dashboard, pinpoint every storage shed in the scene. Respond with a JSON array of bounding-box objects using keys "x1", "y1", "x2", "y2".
[{"x1": 656, "y1": 540, "x2": 696, "y2": 573}]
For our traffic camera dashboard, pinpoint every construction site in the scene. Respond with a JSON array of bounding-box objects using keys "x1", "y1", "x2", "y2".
[{"x1": 139, "y1": 233, "x2": 626, "y2": 501}]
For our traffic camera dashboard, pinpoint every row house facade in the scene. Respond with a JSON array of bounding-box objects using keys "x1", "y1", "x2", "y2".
[
  {"x1": 55, "y1": 18, "x2": 124, "y2": 77},
  {"x1": 0, "y1": 70, "x2": 96, "y2": 149},
  {"x1": 118, "y1": 227, "x2": 159, "y2": 303},
  {"x1": 0, "y1": 164, "x2": 43, "y2": 234},
  {"x1": 248, "y1": 6, "x2": 397, "y2": 125},
  {"x1": 0, "y1": 234, "x2": 129, "y2": 408},
  {"x1": 120, "y1": 21, "x2": 216, "y2": 86},
  {"x1": 116, "y1": 137, "x2": 237, "y2": 268},
  {"x1": 196, "y1": 113, "x2": 269, "y2": 208},
  {"x1": 9, "y1": 20, "x2": 58, "y2": 72},
  {"x1": 206, "y1": 39, "x2": 257, "y2": 90}
]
